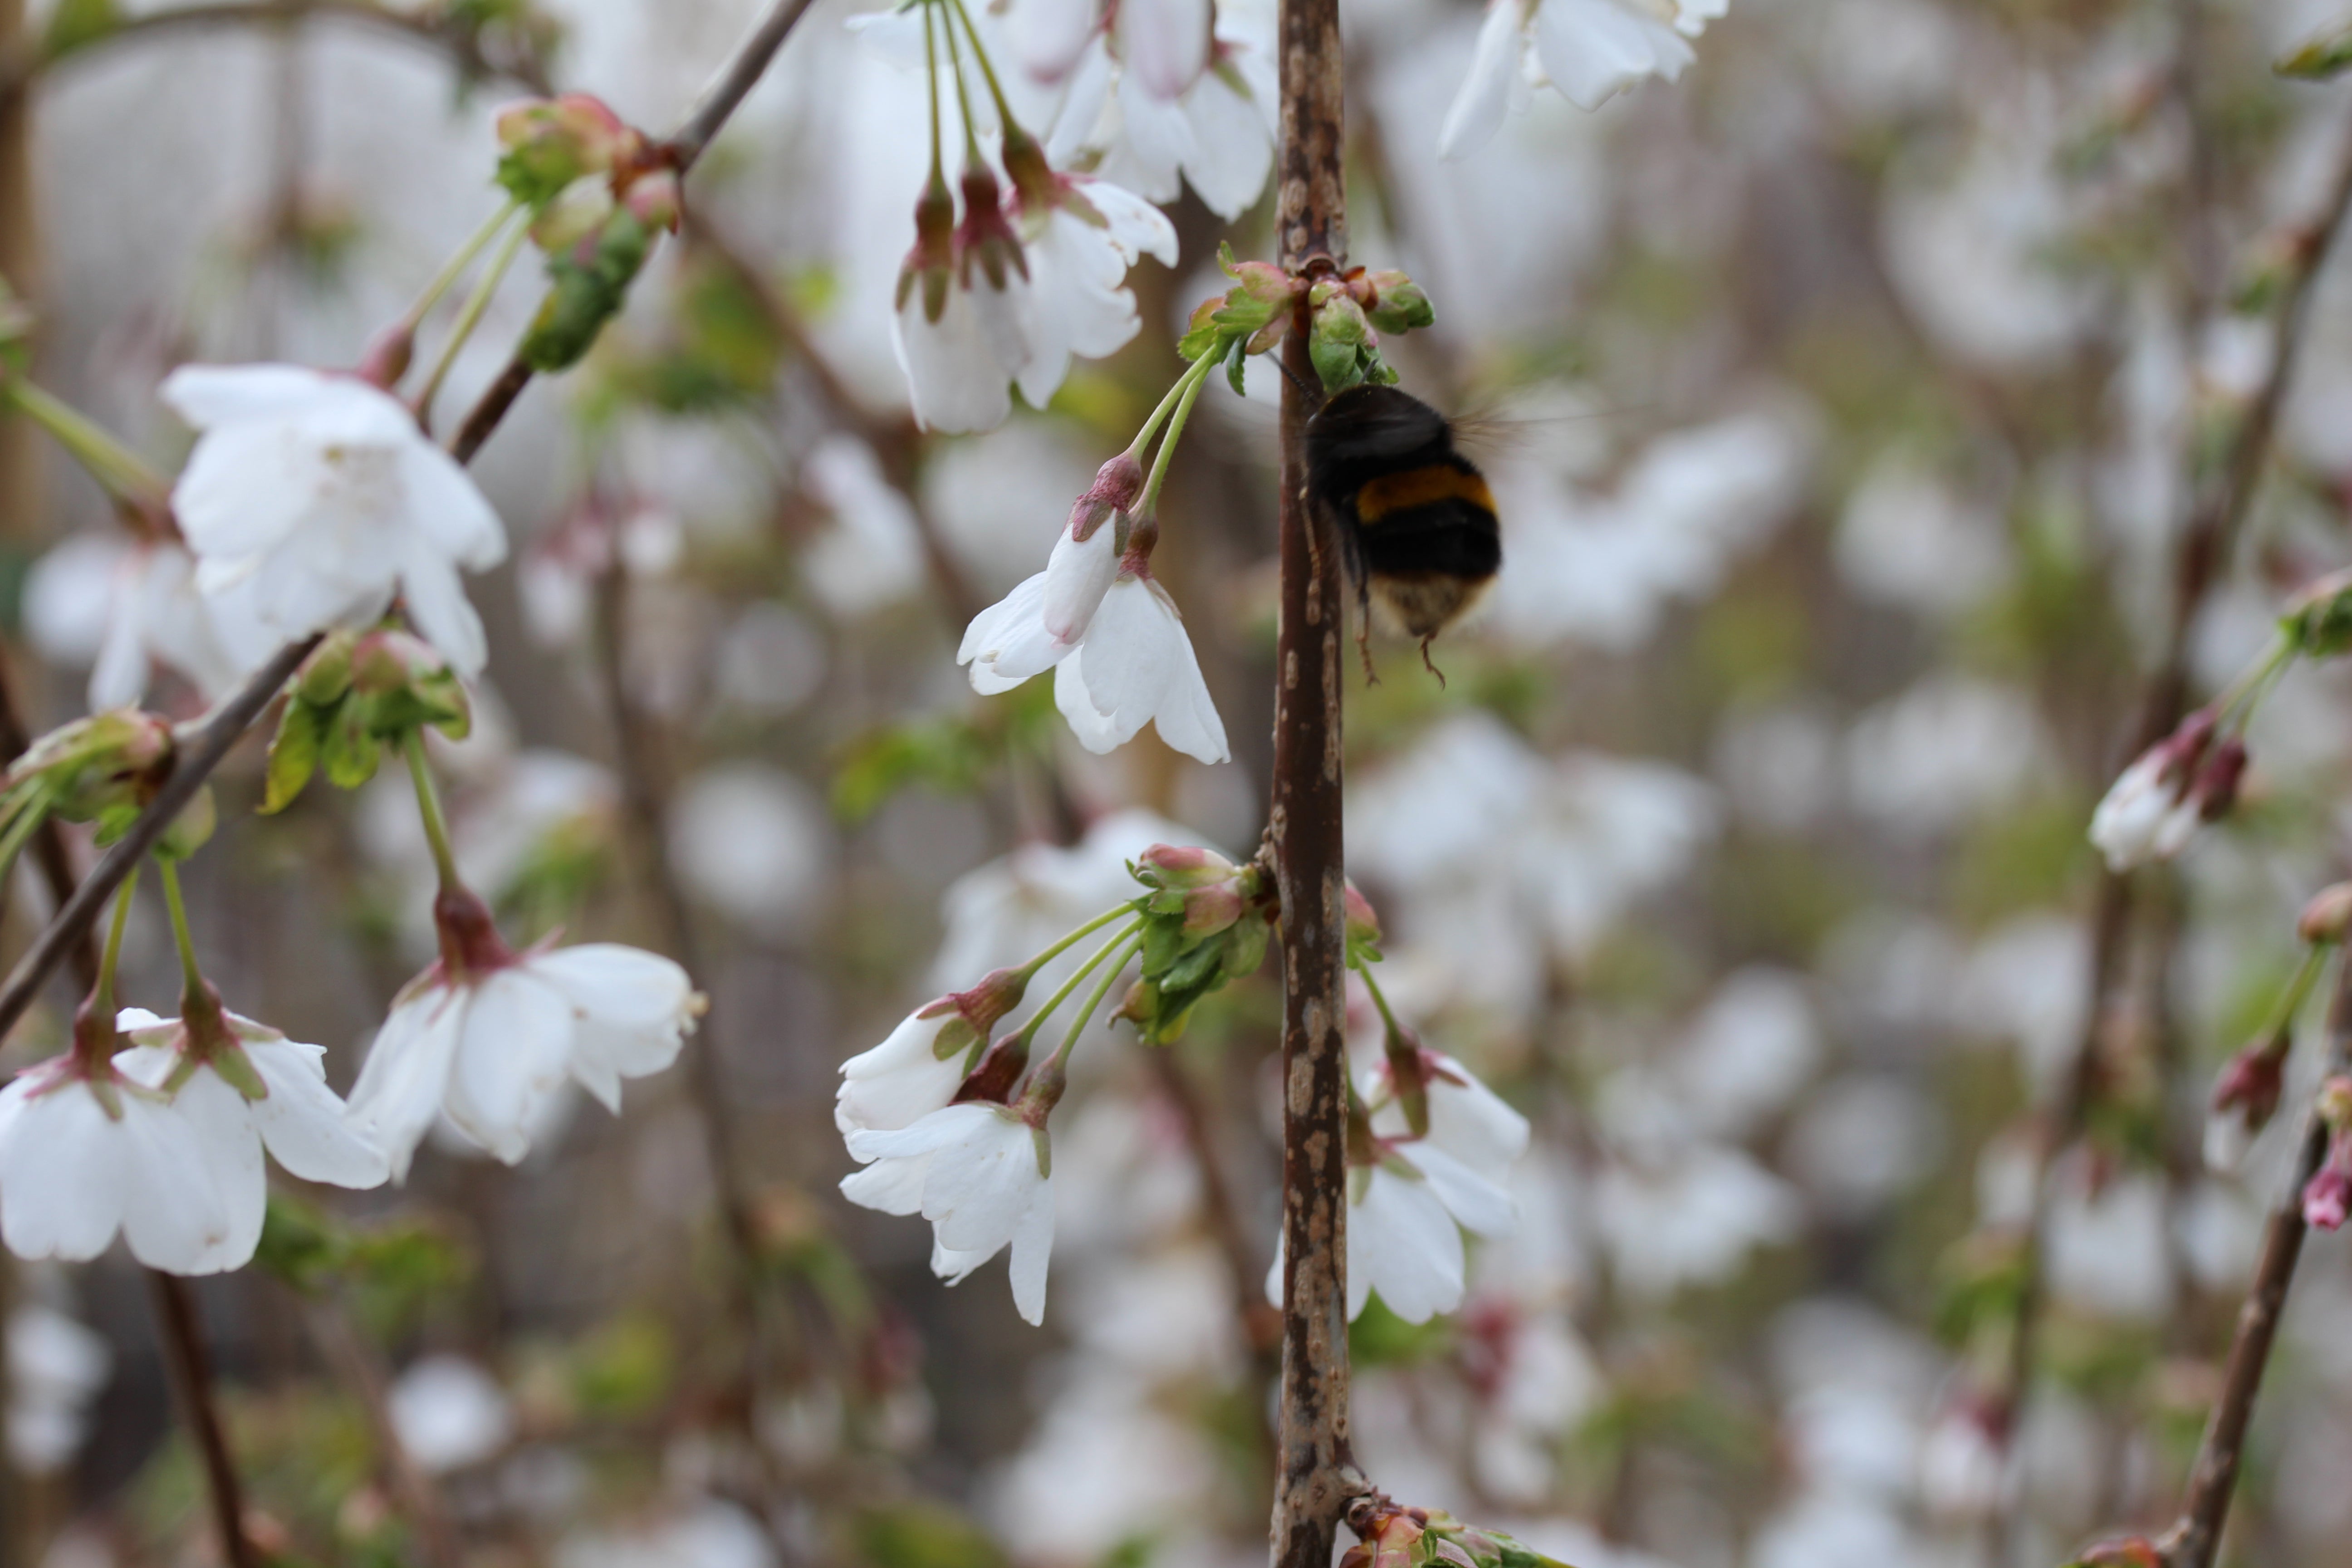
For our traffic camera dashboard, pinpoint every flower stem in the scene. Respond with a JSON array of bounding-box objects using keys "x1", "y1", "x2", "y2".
[
  {"x1": 1137, "y1": 353, "x2": 1212, "y2": 517},
  {"x1": 1126, "y1": 353, "x2": 1217, "y2": 471},
  {"x1": 945, "y1": 0, "x2": 1027, "y2": 145},
  {"x1": 0, "y1": 377, "x2": 173, "y2": 525},
  {"x1": 1013, "y1": 918, "x2": 1142, "y2": 1050},
  {"x1": 936, "y1": 0, "x2": 987, "y2": 173},
  {"x1": 1018, "y1": 903, "x2": 1136, "y2": 981},
  {"x1": 2259, "y1": 943, "x2": 2330, "y2": 1049},
  {"x1": 1349, "y1": 951, "x2": 1403, "y2": 1039},
  {"x1": 400, "y1": 197, "x2": 523, "y2": 334},
  {"x1": 921, "y1": 1, "x2": 945, "y2": 192},
  {"x1": 403, "y1": 731, "x2": 465, "y2": 895},
  {"x1": 413, "y1": 212, "x2": 531, "y2": 422},
  {"x1": 156, "y1": 855, "x2": 205, "y2": 997},
  {"x1": 93, "y1": 864, "x2": 137, "y2": 1017},
  {"x1": 0, "y1": 784, "x2": 54, "y2": 898},
  {"x1": 1049, "y1": 932, "x2": 1141, "y2": 1069}
]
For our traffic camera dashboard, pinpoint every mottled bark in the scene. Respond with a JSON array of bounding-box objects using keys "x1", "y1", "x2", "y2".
[{"x1": 1269, "y1": 0, "x2": 1359, "y2": 1560}]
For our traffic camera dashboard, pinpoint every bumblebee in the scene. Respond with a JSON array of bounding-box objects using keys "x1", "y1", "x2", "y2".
[{"x1": 1304, "y1": 384, "x2": 1500, "y2": 670}]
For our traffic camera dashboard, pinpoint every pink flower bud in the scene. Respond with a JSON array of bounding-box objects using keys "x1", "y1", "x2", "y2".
[
  {"x1": 1138, "y1": 843, "x2": 1237, "y2": 888},
  {"x1": 1182, "y1": 882, "x2": 1245, "y2": 939},
  {"x1": 2301, "y1": 882, "x2": 2352, "y2": 945},
  {"x1": 2303, "y1": 1145, "x2": 2352, "y2": 1230},
  {"x1": 2191, "y1": 737, "x2": 2247, "y2": 822},
  {"x1": 351, "y1": 629, "x2": 451, "y2": 695},
  {"x1": 2212, "y1": 1041, "x2": 2286, "y2": 1128},
  {"x1": 1345, "y1": 881, "x2": 1382, "y2": 948},
  {"x1": 356, "y1": 322, "x2": 415, "y2": 389},
  {"x1": 624, "y1": 170, "x2": 682, "y2": 233}
]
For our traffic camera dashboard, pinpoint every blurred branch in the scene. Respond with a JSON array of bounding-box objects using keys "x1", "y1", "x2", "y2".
[
  {"x1": 1269, "y1": 1, "x2": 1362, "y2": 1563},
  {"x1": 298, "y1": 1289, "x2": 465, "y2": 1568},
  {"x1": 0, "y1": 0, "x2": 555, "y2": 112},
  {"x1": 148, "y1": 1273, "x2": 257, "y2": 1568},
  {"x1": 1994, "y1": 103, "x2": 2352, "y2": 1560},
  {"x1": 2154, "y1": 956, "x2": 2352, "y2": 1568}
]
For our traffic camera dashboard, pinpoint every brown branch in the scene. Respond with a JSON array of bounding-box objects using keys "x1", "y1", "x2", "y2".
[
  {"x1": 2153, "y1": 958, "x2": 2352, "y2": 1568},
  {"x1": 1993, "y1": 102, "x2": 2352, "y2": 1565},
  {"x1": 1269, "y1": 0, "x2": 1360, "y2": 1560},
  {"x1": 147, "y1": 1273, "x2": 256, "y2": 1568}
]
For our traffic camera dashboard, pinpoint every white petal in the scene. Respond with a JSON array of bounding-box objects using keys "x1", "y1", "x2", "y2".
[
  {"x1": 846, "y1": 1102, "x2": 1000, "y2": 1163},
  {"x1": 0, "y1": 1080, "x2": 128, "y2": 1263},
  {"x1": 1353, "y1": 1166, "x2": 1465, "y2": 1323},
  {"x1": 443, "y1": 970, "x2": 577, "y2": 1166},
  {"x1": 1140, "y1": 583, "x2": 1228, "y2": 763},
  {"x1": 1533, "y1": 0, "x2": 1694, "y2": 112},
  {"x1": 160, "y1": 363, "x2": 343, "y2": 428},
  {"x1": 1178, "y1": 70, "x2": 1274, "y2": 220},
  {"x1": 1004, "y1": 1178, "x2": 1056, "y2": 1325},
  {"x1": 1040, "y1": 514, "x2": 1122, "y2": 644},
  {"x1": 395, "y1": 442, "x2": 507, "y2": 571},
  {"x1": 1439, "y1": 0, "x2": 1527, "y2": 160},
  {"x1": 842, "y1": 1152, "x2": 932, "y2": 1215},
  {"x1": 349, "y1": 989, "x2": 468, "y2": 1182},
  {"x1": 919, "y1": 1114, "x2": 1045, "y2": 1255},
  {"x1": 1411, "y1": 1144, "x2": 1516, "y2": 1238},
  {"x1": 1074, "y1": 179, "x2": 1179, "y2": 267},
  {"x1": 137, "y1": 1070, "x2": 264, "y2": 1274},
  {"x1": 836, "y1": 1012, "x2": 970, "y2": 1137},
  {"x1": 1117, "y1": 0, "x2": 1209, "y2": 98},
  {"x1": 525, "y1": 945, "x2": 696, "y2": 1088},
  {"x1": 1054, "y1": 653, "x2": 1132, "y2": 753},
  {"x1": 172, "y1": 420, "x2": 323, "y2": 563},
  {"x1": 396, "y1": 539, "x2": 489, "y2": 679},
  {"x1": 1007, "y1": 0, "x2": 1101, "y2": 80},
  {"x1": 893, "y1": 286, "x2": 1015, "y2": 434},
  {"x1": 245, "y1": 1038, "x2": 389, "y2": 1189}
]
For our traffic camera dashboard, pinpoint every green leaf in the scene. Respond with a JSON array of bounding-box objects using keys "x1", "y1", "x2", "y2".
[
  {"x1": 2280, "y1": 22, "x2": 2352, "y2": 78},
  {"x1": 322, "y1": 701, "x2": 382, "y2": 791},
  {"x1": 519, "y1": 210, "x2": 655, "y2": 373},
  {"x1": 261, "y1": 700, "x2": 329, "y2": 815},
  {"x1": 40, "y1": 0, "x2": 118, "y2": 60}
]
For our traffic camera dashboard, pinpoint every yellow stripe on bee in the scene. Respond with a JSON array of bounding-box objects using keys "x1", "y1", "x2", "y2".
[{"x1": 1352, "y1": 464, "x2": 1494, "y2": 525}]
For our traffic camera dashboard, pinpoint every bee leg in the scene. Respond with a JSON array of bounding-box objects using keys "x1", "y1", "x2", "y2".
[
  {"x1": 1419, "y1": 635, "x2": 1447, "y2": 689},
  {"x1": 1355, "y1": 578, "x2": 1379, "y2": 686}
]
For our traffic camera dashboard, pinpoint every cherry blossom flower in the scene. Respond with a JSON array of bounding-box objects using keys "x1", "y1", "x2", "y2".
[
  {"x1": 348, "y1": 900, "x2": 700, "y2": 1179},
  {"x1": 161, "y1": 363, "x2": 507, "y2": 675},
  {"x1": 893, "y1": 172, "x2": 1033, "y2": 433},
  {"x1": 0, "y1": 1005, "x2": 386, "y2": 1274},
  {"x1": 1438, "y1": 0, "x2": 1726, "y2": 161},
  {"x1": 1042, "y1": 0, "x2": 1277, "y2": 220},
  {"x1": 837, "y1": 970, "x2": 1026, "y2": 1137},
  {"x1": 962, "y1": 566, "x2": 1229, "y2": 763},
  {"x1": 843, "y1": 1102, "x2": 1056, "y2": 1324},
  {"x1": 1009, "y1": 174, "x2": 1179, "y2": 407},
  {"x1": 2087, "y1": 709, "x2": 2245, "y2": 872},
  {"x1": 24, "y1": 534, "x2": 273, "y2": 710},
  {"x1": 1368, "y1": 1048, "x2": 1533, "y2": 1187}
]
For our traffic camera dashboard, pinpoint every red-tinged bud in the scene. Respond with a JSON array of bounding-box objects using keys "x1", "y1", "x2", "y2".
[
  {"x1": 2192, "y1": 737, "x2": 2248, "y2": 822},
  {"x1": 1119, "y1": 511, "x2": 1160, "y2": 576},
  {"x1": 1345, "y1": 880, "x2": 1382, "y2": 948},
  {"x1": 2211, "y1": 1039, "x2": 2285, "y2": 1127},
  {"x1": 624, "y1": 170, "x2": 681, "y2": 234},
  {"x1": 2303, "y1": 1138, "x2": 2352, "y2": 1230},
  {"x1": 1138, "y1": 843, "x2": 1238, "y2": 888},
  {"x1": 1068, "y1": 453, "x2": 1145, "y2": 544},
  {"x1": 1016, "y1": 1053, "x2": 1068, "y2": 1124},
  {"x1": 2301, "y1": 882, "x2": 2352, "y2": 945},
  {"x1": 351, "y1": 629, "x2": 451, "y2": 696},
  {"x1": 1182, "y1": 882, "x2": 1245, "y2": 939},
  {"x1": 433, "y1": 882, "x2": 517, "y2": 979},
  {"x1": 949, "y1": 966, "x2": 1028, "y2": 1034},
  {"x1": 952, "y1": 1034, "x2": 1029, "y2": 1105},
  {"x1": 356, "y1": 322, "x2": 415, "y2": 389},
  {"x1": 896, "y1": 177, "x2": 957, "y2": 324},
  {"x1": 955, "y1": 167, "x2": 1027, "y2": 293},
  {"x1": 2069, "y1": 1538, "x2": 2163, "y2": 1568}
]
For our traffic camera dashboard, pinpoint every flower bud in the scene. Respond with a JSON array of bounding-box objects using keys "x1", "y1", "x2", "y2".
[
  {"x1": 1358, "y1": 269, "x2": 1434, "y2": 334},
  {"x1": 2191, "y1": 737, "x2": 2248, "y2": 822},
  {"x1": 8, "y1": 709, "x2": 174, "y2": 827},
  {"x1": 295, "y1": 631, "x2": 358, "y2": 707},
  {"x1": 529, "y1": 177, "x2": 617, "y2": 254},
  {"x1": 494, "y1": 93, "x2": 628, "y2": 208},
  {"x1": 2300, "y1": 882, "x2": 2352, "y2": 945},
  {"x1": 351, "y1": 628, "x2": 451, "y2": 696},
  {"x1": 2303, "y1": 1139, "x2": 2352, "y2": 1231},
  {"x1": 1345, "y1": 880, "x2": 1382, "y2": 950},
  {"x1": 2205, "y1": 1039, "x2": 2286, "y2": 1170},
  {"x1": 955, "y1": 167, "x2": 1026, "y2": 294},
  {"x1": 1181, "y1": 881, "x2": 1245, "y2": 939},
  {"x1": 2284, "y1": 565, "x2": 2352, "y2": 656},
  {"x1": 2068, "y1": 1538, "x2": 2163, "y2": 1568},
  {"x1": 2319, "y1": 1075, "x2": 2352, "y2": 1132},
  {"x1": 947, "y1": 966, "x2": 1028, "y2": 1035},
  {"x1": 622, "y1": 169, "x2": 682, "y2": 234},
  {"x1": 1137, "y1": 843, "x2": 1238, "y2": 889}
]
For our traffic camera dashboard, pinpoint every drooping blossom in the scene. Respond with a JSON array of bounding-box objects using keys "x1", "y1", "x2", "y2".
[
  {"x1": 1006, "y1": 167, "x2": 1180, "y2": 407},
  {"x1": 837, "y1": 968, "x2": 1027, "y2": 1137},
  {"x1": 161, "y1": 363, "x2": 507, "y2": 674},
  {"x1": 843, "y1": 1102, "x2": 1056, "y2": 1324},
  {"x1": 893, "y1": 171, "x2": 1034, "y2": 433},
  {"x1": 23, "y1": 533, "x2": 274, "y2": 710},
  {"x1": 348, "y1": 890, "x2": 701, "y2": 1179},
  {"x1": 1439, "y1": 0, "x2": 1726, "y2": 160},
  {"x1": 2087, "y1": 708, "x2": 2245, "y2": 872},
  {"x1": 0, "y1": 1004, "x2": 387, "y2": 1274},
  {"x1": 1039, "y1": 0, "x2": 1277, "y2": 220}
]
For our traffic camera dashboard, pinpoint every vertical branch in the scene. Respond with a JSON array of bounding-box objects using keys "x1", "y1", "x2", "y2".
[
  {"x1": 2156, "y1": 958, "x2": 2352, "y2": 1568},
  {"x1": 1269, "y1": 0, "x2": 1357, "y2": 1561},
  {"x1": 1996, "y1": 103, "x2": 2352, "y2": 1566},
  {"x1": 147, "y1": 1273, "x2": 256, "y2": 1568}
]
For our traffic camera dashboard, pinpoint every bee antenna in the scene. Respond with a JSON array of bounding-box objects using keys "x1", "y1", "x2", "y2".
[{"x1": 1269, "y1": 354, "x2": 1323, "y2": 409}]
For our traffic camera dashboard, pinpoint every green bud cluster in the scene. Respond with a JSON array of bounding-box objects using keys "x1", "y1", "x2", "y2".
[
  {"x1": 1177, "y1": 244, "x2": 1438, "y2": 396},
  {"x1": 264, "y1": 628, "x2": 472, "y2": 813},
  {"x1": 1118, "y1": 844, "x2": 1272, "y2": 1045}
]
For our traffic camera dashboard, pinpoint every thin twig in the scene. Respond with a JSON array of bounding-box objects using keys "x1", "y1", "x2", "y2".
[
  {"x1": 147, "y1": 1272, "x2": 256, "y2": 1568},
  {"x1": 2155, "y1": 957, "x2": 2352, "y2": 1568},
  {"x1": 1994, "y1": 103, "x2": 2352, "y2": 1564},
  {"x1": 1268, "y1": 0, "x2": 1361, "y2": 1561}
]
